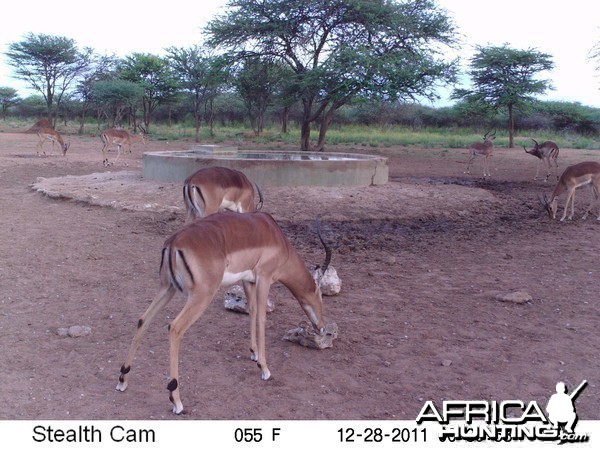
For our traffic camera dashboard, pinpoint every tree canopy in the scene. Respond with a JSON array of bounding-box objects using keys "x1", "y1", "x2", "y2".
[
  {"x1": 453, "y1": 44, "x2": 554, "y2": 148},
  {"x1": 206, "y1": 0, "x2": 458, "y2": 150},
  {"x1": 0, "y1": 87, "x2": 20, "y2": 120},
  {"x1": 117, "y1": 53, "x2": 179, "y2": 130},
  {"x1": 166, "y1": 46, "x2": 228, "y2": 141},
  {"x1": 5, "y1": 33, "x2": 93, "y2": 125}
]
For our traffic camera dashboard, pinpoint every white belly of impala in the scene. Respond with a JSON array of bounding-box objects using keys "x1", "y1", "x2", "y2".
[
  {"x1": 221, "y1": 270, "x2": 256, "y2": 286},
  {"x1": 221, "y1": 199, "x2": 242, "y2": 212}
]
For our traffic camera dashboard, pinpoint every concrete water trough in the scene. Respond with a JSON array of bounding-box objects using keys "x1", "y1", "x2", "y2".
[{"x1": 142, "y1": 146, "x2": 388, "y2": 187}]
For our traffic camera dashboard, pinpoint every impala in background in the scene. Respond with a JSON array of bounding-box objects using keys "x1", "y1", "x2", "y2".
[
  {"x1": 35, "y1": 127, "x2": 70, "y2": 156},
  {"x1": 464, "y1": 130, "x2": 496, "y2": 177},
  {"x1": 100, "y1": 127, "x2": 146, "y2": 166},
  {"x1": 183, "y1": 166, "x2": 263, "y2": 222},
  {"x1": 523, "y1": 138, "x2": 559, "y2": 182},
  {"x1": 540, "y1": 161, "x2": 600, "y2": 221}
]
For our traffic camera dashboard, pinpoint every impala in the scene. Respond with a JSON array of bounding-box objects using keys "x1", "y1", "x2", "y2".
[
  {"x1": 464, "y1": 130, "x2": 496, "y2": 177},
  {"x1": 183, "y1": 166, "x2": 263, "y2": 222},
  {"x1": 540, "y1": 161, "x2": 600, "y2": 221},
  {"x1": 523, "y1": 139, "x2": 559, "y2": 182},
  {"x1": 100, "y1": 128, "x2": 146, "y2": 166},
  {"x1": 35, "y1": 128, "x2": 70, "y2": 156},
  {"x1": 116, "y1": 212, "x2": 332, "y2": 414}
]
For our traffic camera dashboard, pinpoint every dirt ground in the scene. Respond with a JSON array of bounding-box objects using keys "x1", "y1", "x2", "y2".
[{"x1": 0, "y1": 128, "x2": 598, "y2": 421}]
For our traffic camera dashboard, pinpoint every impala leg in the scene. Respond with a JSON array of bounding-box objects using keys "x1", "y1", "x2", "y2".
[
  {"x1": 582, "y1": 186, "x2": 598, "y2": 220},
  {"x1": 115, "y1": 144, "x2": 122, "y2": 163},
  {"x1": 167, "y1": 288, "x2": 215, "y2": 414},
  {"x1": 569, "y1": 190, "x2": 576, "y2": 220},
  {"x1": 116, "y1": 285, "x2": 176, "y2": 392},
  {"x1": 101, "y1": 143, "x2": 110, "y2": 166},
  {"x1": 242, "y1": 280, "x2": 259, "y2": 362},
  {"x1": 561, "y1": 190, "x2": 575, "y2": 221},
  {"x1": 533, "y1": 161, "x2": 541, "y2": 180},
  {"x1": 255, "y1": 278, "x2": 273, "y2": 381},
  {"x1": 544, "y1": 158, "x2": 552, "y2": 182},
  {"x1": 464, "y1": 153, "x2": 473, "y2": 174},
  {"x1": 37, "y1": 137, "x2": 46, "y2": 156},
  {"x1": 484, "y1": 156, "x2": 491, "y2": 177}
]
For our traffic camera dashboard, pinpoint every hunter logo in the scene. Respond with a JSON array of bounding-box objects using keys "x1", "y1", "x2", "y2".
[{"x1": 416, "y1": 380, "x2": 589, "y2": 443}]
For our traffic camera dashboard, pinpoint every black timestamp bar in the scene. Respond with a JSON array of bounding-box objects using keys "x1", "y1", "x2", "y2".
[{"x1": 338, "y1": 427, "x2": 426, "y2": 443}]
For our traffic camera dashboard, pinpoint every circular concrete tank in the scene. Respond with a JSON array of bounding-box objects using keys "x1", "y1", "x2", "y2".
[{"x1": 142, "y1": 147, "x2": 388, "y2": 187}]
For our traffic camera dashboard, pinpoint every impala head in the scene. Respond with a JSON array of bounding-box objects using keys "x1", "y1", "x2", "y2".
[
  {"x1": 61, "y1": 142, "x2": 71, "y2": 156},
  {"x1": 538, "y1": 193, "x2": 557, "y2": 219},
  {"x1": 523, "y1": 138, "x2": 541, "y2": 157},
  {"x1": 483, "y1": 130, "x2": 496, "y2": 142},
  {"x1": 137, "y1": 125, "x2": 147, "y2": 144}
]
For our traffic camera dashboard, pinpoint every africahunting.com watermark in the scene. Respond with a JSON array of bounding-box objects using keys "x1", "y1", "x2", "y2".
[{"x1": 416, "y1": 380, "x2": 590, "y2": 444}]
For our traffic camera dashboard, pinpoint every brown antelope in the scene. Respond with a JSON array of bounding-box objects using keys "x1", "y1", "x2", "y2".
[
  {"x1": 35, "y1": 128, "x2": 70, "y2": 156},
  {"x1": 182, "y1": 167, "x2": 263, "y2": 222},
  {"x1": 116, "y1": 212, "x2": 331, "y2": 414},
  {"x1": 540, "y1": 161, "x2": 600, "y2": 221},
  {"x1": 100, "y1": 127, "x2": 146, "y2": 166},
  {"x1": 464, "y1": 130, "x2": 496, "y2": 177},
  {"x1": 523, "y1": 139, "x2": 559, "y2": 182}
]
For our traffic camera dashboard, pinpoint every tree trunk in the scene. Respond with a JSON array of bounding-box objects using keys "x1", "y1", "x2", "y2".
[
  {"x1": 316, "y1": 108, "x2": 336, "y2": 151},
  {"x1": 280, "y1": 106, "x2": 289, "y2": 134},
  {"x1": 508, "y1": 104, "x2": 515, "y2": 148},
  {"x1": 194, "y1": 94, "x2": 202, "y2": 143},
  {"x1": 300, "y1": 98, "x2": 313, "y2": 151},
  {"x1": 194, "y1": 113, "x2": 201, "y2": 143},
  {"x1": 78, "y1": 110, "x2": 87, "y2": 135}
]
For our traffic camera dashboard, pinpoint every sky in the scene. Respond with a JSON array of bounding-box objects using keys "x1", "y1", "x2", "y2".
[{"x1": 1, "y1": 0, "x2": 599, "y2": 107}]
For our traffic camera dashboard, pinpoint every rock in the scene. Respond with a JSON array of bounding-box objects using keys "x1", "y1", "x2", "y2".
[
  {"x1": 441, "y1": 359, "x2": 453, "y2": 367},
  {"x1": 312, "y1": 265, "x2": 342, "y2": 296},
  {"x1": 57, "y1": 325, "x2": 92, "y2": 337},
  {"x1": 223, "y1": 285, "x2": 275, "y2": 314},
  {"x1": 283, "y1": 321, "x2": 339, "y2": 349},
  {"x1": 495, "y1": 291, "x2": 532, "y2": 304}
]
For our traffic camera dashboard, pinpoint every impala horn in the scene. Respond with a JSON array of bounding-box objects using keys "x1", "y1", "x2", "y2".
[
  {"x1": 254, "y1": 183, "x2": 264, "y2": 211},
  {"x1": 538, "y1": 194, "x2": 553, "y2": 219},
  {"x1": 315, "y1": 217, "x2": 332, "y2": 274}
]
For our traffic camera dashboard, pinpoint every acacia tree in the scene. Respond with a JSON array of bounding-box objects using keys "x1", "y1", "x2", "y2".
[
  {"x1": 206, "y1": 0, "x2": 458, "y2": 151},
  {"x1": 234, "y1": 57, "x2": 288, "y2": 134},
  {"x1": 452, "y1": 44, "x2": 554, "y2": 148},
  {"x1": 91, "y1": 80, "x2": 144, "y2": 127},
  {"x1": 74, "y1": 54, "x2": 119, "y2": 133},
  {"x1": 0, "y1": 87, "x2": 20, "y2": 120},
  {"x1": 117, "y1": 53, "x2": 179, "y2": 131},
  {"x1": 166, "y1": 46, "x2": 227, "y2": 142},
  {"x1": 5, "y1": 33, "x2": 93, "y2": 125}
]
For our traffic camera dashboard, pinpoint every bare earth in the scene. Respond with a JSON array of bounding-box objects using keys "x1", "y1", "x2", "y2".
[{"x1": 0, "y1": 129, "x2": 598, "y2": 421}]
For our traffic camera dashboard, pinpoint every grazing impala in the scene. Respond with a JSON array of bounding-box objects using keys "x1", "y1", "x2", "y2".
[
  {"x1": 100, "y1": 127, "x2": 146, "y2": 166},
  {"x1": 183, "y1": 167, "x2": 263, "y2": 222},
  {"x1": 540, "y1": 161, "x2": 600, "y2": 221},
  {"x1": 464, "y1": 130, "x2": 496, "y2": 177},
  {"x1": 36, "y1": 128, "x2": 70, "y2": 156},
  {"x1": 116, "y1": 212, "x2": 331, "y2": 414},
  {"x1": 523, "y1": 139, "x2": 560, "y2": 182}
]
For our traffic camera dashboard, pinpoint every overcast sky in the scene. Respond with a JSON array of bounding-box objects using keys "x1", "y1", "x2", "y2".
[{"x1": 1, "y1": 0, "x2": 599, "y2": 107}]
